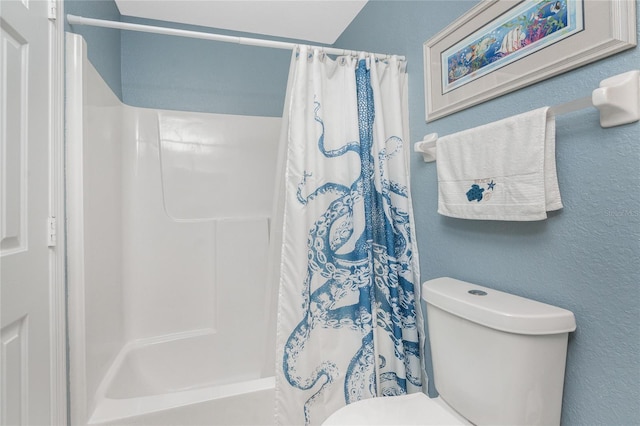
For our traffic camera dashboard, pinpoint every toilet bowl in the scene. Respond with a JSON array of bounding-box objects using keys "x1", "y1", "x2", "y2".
[
  {"x1": 323, "y1": 393, "x2": 469, "y2": 425},
  {"x1": 323, "y1": 277, "x2": 576, "y2": 426}
]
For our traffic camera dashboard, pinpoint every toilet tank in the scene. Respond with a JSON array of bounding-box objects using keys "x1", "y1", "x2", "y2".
[{"x1": 423, "y1": 277, "x2": 576, "y2": 426}]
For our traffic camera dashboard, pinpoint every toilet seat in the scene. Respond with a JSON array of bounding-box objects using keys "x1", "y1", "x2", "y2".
[{"x1": 322, "y1": 393, "x2": 470, "y2": 425}]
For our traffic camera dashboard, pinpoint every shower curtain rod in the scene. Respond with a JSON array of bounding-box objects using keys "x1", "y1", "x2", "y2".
[{"x1": 66, "y1": 14, "x2": 406, "y2": 61}]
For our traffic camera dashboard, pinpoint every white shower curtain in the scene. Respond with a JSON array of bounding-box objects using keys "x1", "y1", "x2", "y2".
[{"x1": 274, "y1": 46, "x2": 425, "y2": 426}]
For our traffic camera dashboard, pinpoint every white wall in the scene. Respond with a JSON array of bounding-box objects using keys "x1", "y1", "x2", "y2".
[{"x1": 121, "y1": 108, "x2": 280, "y2": 340}]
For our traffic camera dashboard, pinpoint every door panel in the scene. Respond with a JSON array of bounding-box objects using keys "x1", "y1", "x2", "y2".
[
  {"x1": 1, "y1": 0, "x2": 55, "y2": 424},
  {"x1": 1, "y1": 21, "x2": 27, "y2": 255}
]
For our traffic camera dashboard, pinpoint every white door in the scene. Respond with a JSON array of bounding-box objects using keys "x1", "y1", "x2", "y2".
[{"x1": 1, "y1": 0, "x2": 64, "y2": 425}]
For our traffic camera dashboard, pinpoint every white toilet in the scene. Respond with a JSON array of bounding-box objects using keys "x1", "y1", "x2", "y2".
[{"x1": 324, "y1": 277, "x2": 576, "y2": 425}]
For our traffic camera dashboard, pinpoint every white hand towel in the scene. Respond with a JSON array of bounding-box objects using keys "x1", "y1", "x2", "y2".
[{"x1": 436, "y1": 107, "x2": 562, "y2": 221}]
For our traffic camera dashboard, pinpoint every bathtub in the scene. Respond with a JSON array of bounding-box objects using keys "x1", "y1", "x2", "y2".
[{"x1": 88, "y1": 332, "x2": 275, "y2": 425}]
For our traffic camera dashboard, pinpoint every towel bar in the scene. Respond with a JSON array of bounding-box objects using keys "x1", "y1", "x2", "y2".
[{"x1": 415, "y1": 70, "x2": 640, "y2": 163}]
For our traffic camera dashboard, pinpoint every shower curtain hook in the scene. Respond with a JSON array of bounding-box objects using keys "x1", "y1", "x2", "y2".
[{"x1": 312, "y1": 46, "x2": 321, "y2": 61}]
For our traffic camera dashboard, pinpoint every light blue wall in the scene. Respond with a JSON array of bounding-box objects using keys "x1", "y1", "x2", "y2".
[
  {"x1": 335, "y1": 1, "x2": 639, "y2": 425},
  {"x1": 65, "y1": 0, "x2": 122, "y2": 99},
  {"x1": 64, "y1": 1, "x2": 295, "y2": 115},
  {"x1": 119, "y1": 17, "x2": 295, "y2": 116}
]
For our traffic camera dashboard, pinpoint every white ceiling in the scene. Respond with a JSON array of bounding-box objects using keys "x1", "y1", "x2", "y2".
[{"x1": 114, "y1": 1, "x2": 368, "y2": 45}]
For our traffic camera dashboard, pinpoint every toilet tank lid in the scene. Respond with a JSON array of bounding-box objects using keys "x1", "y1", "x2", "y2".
[{"x1": 422, "y1": 277, "x2": 576, "y2": 335}]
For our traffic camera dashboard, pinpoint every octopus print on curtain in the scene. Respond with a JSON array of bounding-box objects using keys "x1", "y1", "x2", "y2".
[{"x1": 275, "y1": 46, "x2": 425, "y2": 426}]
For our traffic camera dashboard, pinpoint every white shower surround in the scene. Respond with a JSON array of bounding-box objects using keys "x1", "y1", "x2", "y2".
[{"x1": 66, "y1": 33, "x2": 280, "y2": 425}]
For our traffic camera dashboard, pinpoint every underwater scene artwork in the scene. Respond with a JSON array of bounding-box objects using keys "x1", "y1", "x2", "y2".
[{"x1": 442, "y1": 0, "x2": 583, "y2": 93}]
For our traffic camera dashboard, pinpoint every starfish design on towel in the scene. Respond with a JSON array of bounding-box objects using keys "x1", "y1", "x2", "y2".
[{"x1": 487, "y1": 180, "x2": 496, "y2": 190}]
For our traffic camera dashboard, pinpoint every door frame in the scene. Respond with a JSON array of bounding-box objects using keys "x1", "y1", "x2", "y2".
[{"x1": 48, "y1": 0, "x2": 67, "y2": 424}]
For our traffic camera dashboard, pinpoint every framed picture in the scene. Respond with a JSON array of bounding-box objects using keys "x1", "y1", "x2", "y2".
[{"x1": 423, "y1": 0, "x2": 637, "y2": 122}]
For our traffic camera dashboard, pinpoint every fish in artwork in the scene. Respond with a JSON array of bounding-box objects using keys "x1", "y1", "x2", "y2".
[
  {"x1": 465, "y1": 36, "x2": 497, "y2": 63},
  {"x1": 497, "y1": 26, "x2": 526, "y2": 54},
  {"x1": 531, "y1": 1, "x2": 562, "y2": 22},
  {"x1": 448, "y1": 63, "x2": 470, "y2": 81}
]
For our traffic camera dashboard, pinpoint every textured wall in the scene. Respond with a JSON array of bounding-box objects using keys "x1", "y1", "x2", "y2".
[
  {"x1": 65, "y1": 0, "x2": 122, "y2": 99},
  {"x1": 335, "y1": 1, "x2": 640, "y2": 425},
  {"x1": 64, "y1": 1, "x2": 294, "y2": 115},
  {"x1": 119, "y1": 16, "x2": 295, "y2": 116}
]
